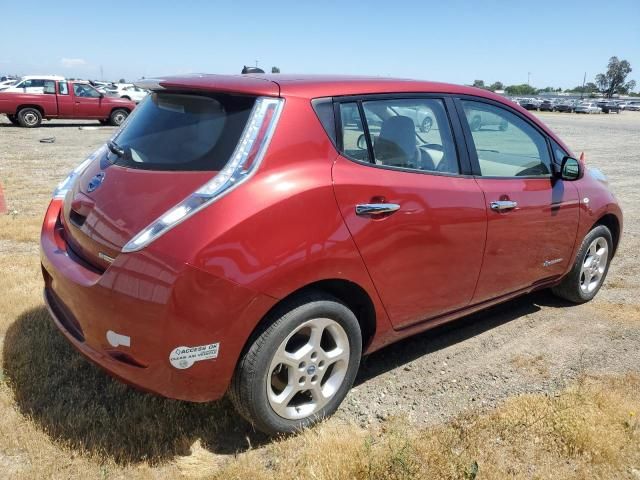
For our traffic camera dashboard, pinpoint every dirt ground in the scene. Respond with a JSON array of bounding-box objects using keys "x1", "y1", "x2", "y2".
[{"x1": 0, "y1": 111, "x2": 639, "y2": 477}]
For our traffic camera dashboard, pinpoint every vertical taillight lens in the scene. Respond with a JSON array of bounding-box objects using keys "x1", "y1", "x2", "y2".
[{"x1": 121, "y1": 96, "x2": 284, "y2": 253}]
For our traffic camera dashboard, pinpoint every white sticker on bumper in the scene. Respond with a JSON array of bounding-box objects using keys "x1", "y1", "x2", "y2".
[{"x1": 169, "y1": 343, "x2": 219, "y2": 369}]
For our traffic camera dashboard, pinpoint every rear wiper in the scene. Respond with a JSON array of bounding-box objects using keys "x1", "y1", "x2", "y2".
[{"x1": 107, "y1": 140, "x2": 125, "y2": 157}]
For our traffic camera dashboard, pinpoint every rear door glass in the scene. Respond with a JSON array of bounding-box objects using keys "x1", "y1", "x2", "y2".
[{"x1": 109, "y1": 93, "x2": 255, "y2": 171}]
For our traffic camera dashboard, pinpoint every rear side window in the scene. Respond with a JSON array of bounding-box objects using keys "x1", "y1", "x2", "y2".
[
  {"x1": 461, "y1": 100, "x2": 551, "y2": 177},
  {"x1": 58, "y1": 82, "x2": 69, "y2": 95},
  {"x1": 340, "y1": 102, "x2": 369, "y2": 162},
  {"x1": 339, "y1": 98, "x2": 459, "y2": 174},
  {"x1": 109, "y1": 92, "x2": 255, "y2": 171}
]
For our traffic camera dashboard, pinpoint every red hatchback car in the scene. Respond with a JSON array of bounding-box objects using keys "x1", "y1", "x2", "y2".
[{"x1": 41, "y1": 74, "x2": 622, "y2": 434}]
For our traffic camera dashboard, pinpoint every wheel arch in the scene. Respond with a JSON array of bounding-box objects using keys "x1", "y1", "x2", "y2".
[
  {"x1": 239, "y1": 278, "x2": 377, "y2": 363},
  {"x1": 594, "y1": 213, "x2": 621, "y2": 256},
  {"x1": 16, "y1": 104, "x2": 44, "y2": 116}
]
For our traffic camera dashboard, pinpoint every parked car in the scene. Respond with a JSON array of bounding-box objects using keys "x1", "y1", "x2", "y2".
[
  {"x1": 98, "y1": 83, "x2": 148, "y2": 103},
  {"x1": 518, "y1": 98, "x2": 540, "y2": 110},
  {"x1": 598, "y1": 102, "x2": 621, "y2": 114},
  {"x1": 0, "y1": 75, "x2": 66, "y2": 94},
  {"x1": 41, "y1": 74, "x2": 622, "y2": 435},
  {"x1": 625, "y1": 102, "x2": 640, "y2": 111},
  {"x1": 575, "y1": 102, "x2": 601, "y2": 114},
  {"x1": 0, "y1": 79, "x2": 16, "y2": 91},
  {"x1": 0, "y1": 79, "x2": 135, "y2": 127},
  {"x1": 538, "y1": 100, "x2": 556, "y2": 112},
  {"x1": 555, "y1": 101, "x2": 577, "y2": 113}
]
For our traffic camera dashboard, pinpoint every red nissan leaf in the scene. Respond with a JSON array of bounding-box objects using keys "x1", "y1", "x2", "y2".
[{"x1": 41, "y1": 74, "x2": 622, "y2": 434}]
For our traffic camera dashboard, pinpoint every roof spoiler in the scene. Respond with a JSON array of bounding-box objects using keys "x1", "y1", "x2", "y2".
[{"x1": 133, "y1": 78, "x2": 166, "y2": 91}]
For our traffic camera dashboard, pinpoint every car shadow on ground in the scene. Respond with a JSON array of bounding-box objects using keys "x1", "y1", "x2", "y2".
[
  {"x1": 2, "y1": 306, "x2": 270, "y2": 465},
  {"x1": 356, "y1": 289, "x2": 573, "y2": 384},
  {"x1": 2, "y1": 291, "x2": 573, "y2": 465}
]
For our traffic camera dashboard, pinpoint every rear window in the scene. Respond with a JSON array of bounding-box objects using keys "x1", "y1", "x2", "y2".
[{"x1": 108, "y1": 92, "x2": 255, "y2": 171}]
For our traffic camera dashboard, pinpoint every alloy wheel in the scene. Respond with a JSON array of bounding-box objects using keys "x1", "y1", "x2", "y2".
[
  {"x1": 580, "y1": 237, "x2": 608, "y2": 294},
  {"x1": 267, "y1": 317, "x2": 350, "y2": 420}
]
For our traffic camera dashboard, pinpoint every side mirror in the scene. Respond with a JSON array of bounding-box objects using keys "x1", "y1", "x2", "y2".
[
  {"x1": 560, "y1": 156, "x2": 582, "y2": 181},
  {"x1": 357, "y1": 133, "x2": 368, "y2": 150}
]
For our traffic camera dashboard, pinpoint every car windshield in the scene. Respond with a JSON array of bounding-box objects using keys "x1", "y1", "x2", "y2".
[{"x1": 108, "y1": 92, "x2": 255, "y2": 171}]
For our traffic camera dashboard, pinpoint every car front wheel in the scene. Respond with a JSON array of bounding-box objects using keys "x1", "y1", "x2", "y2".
[
  {"x1": 229, "y1": 293, "x2": 362, "y2": 435},
  {"x1": 551, "y1": 225, "x2": 613, "y2": 303}
]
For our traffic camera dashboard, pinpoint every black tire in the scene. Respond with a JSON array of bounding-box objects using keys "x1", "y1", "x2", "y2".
[
  {"x1": 109, "y1": 109, "x2": 128, "y2": 126},
  {"x1": 121, "y1": 96, "x2": 131, "y2": 101},
  {"x1": 551, "y1": 225, "x2": 613, "y2": 304},
  {"x1": 229, "y1": 293, "x2": 362, "y2": 435},
  {"x1": 7, "y1": 114, "x2": 19, "y2": 125},
  {"x1": 17, "y1": 107, "x2": 42, "y2": 128},
  {"x1": 420, "y1": 116, "x2": 433, "y2": 133},
  {"x1": 99, "y1": 119, "x2": 109, "y2": 126}
]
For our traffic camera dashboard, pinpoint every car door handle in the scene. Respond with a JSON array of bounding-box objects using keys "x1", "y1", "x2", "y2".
[
  {"x1": 490, "y1": 200, "x2": 518, "y2": 211},
  {"x1": 355, "y1": 203, "x2": 400, "y2": 216}
]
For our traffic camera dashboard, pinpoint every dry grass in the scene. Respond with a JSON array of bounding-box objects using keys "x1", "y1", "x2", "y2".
[
  {"x1": 0, "y1": 215, "x2": 43, "y2": 244},
  {"x1": 194, "y1": 374, "x2": 639, "y2": 480}
]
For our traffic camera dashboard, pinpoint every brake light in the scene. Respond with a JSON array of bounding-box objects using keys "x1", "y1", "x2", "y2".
[{"x1": 121, "y1": 96, "x2": 284, "y2": 253}]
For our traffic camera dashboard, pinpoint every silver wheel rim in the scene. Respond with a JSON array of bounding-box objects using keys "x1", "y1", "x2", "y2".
[
  {"x1": 114, "y1": 112, "x2": 126, "y2": 125},
  {"x1": 23, "y1": 112, "x2": 38, "y2": 125},
  {"x1": 267, "y1": 317, "x2": 350, "y2": 420},
  {"x1": 580, "y1": 237, "x2": 608, "y2": 294}
]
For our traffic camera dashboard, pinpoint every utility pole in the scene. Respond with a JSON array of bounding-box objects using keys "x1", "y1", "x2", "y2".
[
  {"x1": 581, "y1": 72, "x2": 586, "y2": 100},
  {"x1": 100, "y1": 65, "x2": 104, "y2": 81},
  {"x1": 527, "y1": 72, "x2": 531, "y2": 86},
  {"x1": 255, "y1": 60, "x2": 259, "y2": 68}
]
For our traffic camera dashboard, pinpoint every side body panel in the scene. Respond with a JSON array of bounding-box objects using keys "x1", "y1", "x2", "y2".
[
  {"x1": 332, "y1": 156, "x2": 487, "y2": 328},
  {"x1": 471, "y1": 178, "x2": 580, "y2": 302}
]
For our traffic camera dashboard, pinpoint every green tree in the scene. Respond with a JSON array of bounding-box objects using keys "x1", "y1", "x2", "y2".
[
  {"x1": 119, "y1": 78, "x2": 126, "y2": 83},
  {"x1": 595, "y1": 56, "x2": 634, "y2": 98},
  {"x1": 472, "y1": 79, "x2": 485, "y2": 88},
  {"x1": 488, "y1": 81, "x2": 504, "y2": 91},
  {"x1": 271, "y1": 66, "x2": 280, "y2": 74},
  {"x1": 504, "y1": 84, "x2": 537, "y2": 95}
]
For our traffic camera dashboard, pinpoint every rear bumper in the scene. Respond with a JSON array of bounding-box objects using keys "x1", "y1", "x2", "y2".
[{"x1": 40, "y1": 199, "x2": 276, "y2": 402}]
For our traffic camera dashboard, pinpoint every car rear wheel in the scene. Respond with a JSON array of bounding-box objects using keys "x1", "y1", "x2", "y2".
[
  {"x1": 229, "y1": 293, "x2": 362, "y2": 435},
  {"x1": 7, "y1": 114, "x2": 19, "y2": 125},
  {"x1": 109, "y1": 109, "x2": 128, "y2": 126},
  {"x1": 551, "y1": 225, "x2": 612, "y2": 304},
  {"x1": 17, "y1": 107, "x2": 42, "y2": 128}
]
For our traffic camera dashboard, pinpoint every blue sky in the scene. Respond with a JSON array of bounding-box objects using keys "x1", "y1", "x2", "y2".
[{"x1": 1, "y1": 0, "x2": 638, "y2": 89}]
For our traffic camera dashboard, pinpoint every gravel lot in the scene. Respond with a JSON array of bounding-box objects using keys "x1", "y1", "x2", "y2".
[{"x1": 0, "y1": 111, "x2": 639, "y2": 431}]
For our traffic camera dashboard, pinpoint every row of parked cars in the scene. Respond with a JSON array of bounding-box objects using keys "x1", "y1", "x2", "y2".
[
  {"x1": 513, "y1": 97, "x2": 640, "y2": 114},
  {"x1": 0, "y1": 75, "x2": 149, "y2": 103}
]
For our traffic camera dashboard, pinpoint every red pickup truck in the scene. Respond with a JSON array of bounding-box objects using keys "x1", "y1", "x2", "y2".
[{"x1": 0, "y1": 80, "x2": 136, "y2": 127}]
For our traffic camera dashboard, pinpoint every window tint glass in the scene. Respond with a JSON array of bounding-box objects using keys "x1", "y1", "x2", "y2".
[
  {"x1": 43, "y1": 81, "x2": 56, "y2": 94},
  {"x1": 108, "y1": 93, "x2": 255, "y2": 171},
  {"x1": 362, "y1": 98, "x2": 459, "y2": 173},
  {"x1": 58, "y1": 82, "x2": 69, "y2": 95},
  {"x1": 73, "y1": 83, "x2": 101, "y2": 98},
  {"x1": 462, "y1": 100, "x2": 551, "y2": 177},
  {"x1": 339, "y1": 102, "x2": 369, "y2": 162}
]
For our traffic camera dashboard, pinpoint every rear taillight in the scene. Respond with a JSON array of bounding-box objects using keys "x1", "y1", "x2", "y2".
[
  {"x1": 121, "y1": 96, "x2": 284, "y2": 253},
  {"x1": 53, "y1": 145, "x2": 106, "y2": 200}
]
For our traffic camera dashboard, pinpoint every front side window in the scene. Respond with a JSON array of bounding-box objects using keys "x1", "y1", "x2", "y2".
[
  {"x1": 339, "y1": 98, "x2": 459, "y2": 174},
  {"x1": 73, "y1": 83, "x2": 101, "y2": 98},
  {"x1": 462, "y1": 100, "x2": 551, "y2": 177}
]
